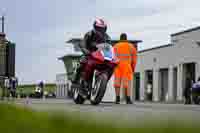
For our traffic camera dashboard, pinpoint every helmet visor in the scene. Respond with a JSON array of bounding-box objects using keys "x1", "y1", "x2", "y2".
[{"x1": 94, "y1": 26, "x2": 106, "y2": 33}]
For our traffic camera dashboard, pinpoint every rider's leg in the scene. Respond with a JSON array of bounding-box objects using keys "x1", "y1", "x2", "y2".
[
  {"x1": 72, "y1": 65, "x2": 82, "y2": 84},
  {"x1": 72, "y1": 56, "x2": 87, "y2": 84}
]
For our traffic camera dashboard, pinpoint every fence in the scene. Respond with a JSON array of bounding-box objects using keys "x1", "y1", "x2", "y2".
[{"x1": 55, "y1": 73, "x2": 70, "y2": 98}]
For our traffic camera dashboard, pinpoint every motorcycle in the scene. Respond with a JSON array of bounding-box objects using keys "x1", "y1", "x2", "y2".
[
  {"x1": 71, "y1": 43, "x2": 119, "y2": 105},
  {"x1": 192, "y1": 81, "x2": 200, "y2": 104},
  {"x1": 34, "y1": 86, "x2": 43, "y2": 98}
]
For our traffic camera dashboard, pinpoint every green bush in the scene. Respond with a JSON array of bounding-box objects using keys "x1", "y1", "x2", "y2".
[
  {"x1": 0, "y1": 87, "x2": 2, "y2": 97},
  {"x1": 0, "y1": 84, "x2": 56, "y2": 98},
  {"x1": 0, "y1": 103, "x2": 200, "y2": 133},
  {"x1": 17, "y1": 84, "x2": 56, "y2": 96}
]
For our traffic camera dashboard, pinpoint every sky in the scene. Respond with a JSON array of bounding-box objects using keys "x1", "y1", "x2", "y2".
[{"x1": 1, "y1": 0, "x2": 200, "y2": 84}]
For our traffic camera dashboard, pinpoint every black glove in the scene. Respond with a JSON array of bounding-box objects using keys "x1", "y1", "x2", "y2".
[{"x1": 91, "y1": 42, "x2": 97, "y2": 48}]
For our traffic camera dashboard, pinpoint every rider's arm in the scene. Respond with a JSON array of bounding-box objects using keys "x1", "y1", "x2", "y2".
[{"x1": 79, "y1": 33, "x2": 90, "y2": 55}]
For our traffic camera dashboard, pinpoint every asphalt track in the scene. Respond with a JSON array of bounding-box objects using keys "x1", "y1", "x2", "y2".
[{"x1": 11, "y1": 98, "x2": 200, "y2": 125}]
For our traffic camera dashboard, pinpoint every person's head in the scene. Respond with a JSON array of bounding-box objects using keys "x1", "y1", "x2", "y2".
[
  {"x1": 93, "y1": 18, "x2": 107, "y2": 37},
  {"x1": 120, "y1": 33, "x2": 127, "y2": 41},
  {"x1": 40, "y1": 80, "x2": 44, "y2": 84}
]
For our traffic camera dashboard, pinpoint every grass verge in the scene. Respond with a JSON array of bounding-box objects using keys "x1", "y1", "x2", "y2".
[{"x1": 0, "y1": 103, "x2": 199, "y2": 133}]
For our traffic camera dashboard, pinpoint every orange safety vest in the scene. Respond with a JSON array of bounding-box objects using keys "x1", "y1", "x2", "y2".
[
  {"x1": 113, "y1": 41, "x2": 137, "y2": 89},
  {"x1": 114, "y1": 41, "x2": 137, "y2": 70}
]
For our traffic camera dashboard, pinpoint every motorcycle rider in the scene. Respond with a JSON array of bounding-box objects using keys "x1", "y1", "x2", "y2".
[{"x1": 72, "y1": 18, "x2": 111, "y2": 86}]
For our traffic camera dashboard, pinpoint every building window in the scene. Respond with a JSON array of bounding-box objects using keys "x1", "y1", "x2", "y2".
[
  {"x1": 196, "y1": 41, "x2": 200, "y2": 46},
  {"x1": 153, "y1": 58, "x2": 157, "y2": 63}
]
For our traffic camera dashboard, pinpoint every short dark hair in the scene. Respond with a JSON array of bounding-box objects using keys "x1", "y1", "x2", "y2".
[{"x1": 120, "y1": 33, "x2": 127, "y2": 40}]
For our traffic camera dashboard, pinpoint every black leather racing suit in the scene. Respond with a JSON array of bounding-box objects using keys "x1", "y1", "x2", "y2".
[
  {"x1": 80, "y1": 30, "x2": 111, "y2": 54},
  {"x1": 73, "y1": 30, "x2": 111, "y2": 83}
]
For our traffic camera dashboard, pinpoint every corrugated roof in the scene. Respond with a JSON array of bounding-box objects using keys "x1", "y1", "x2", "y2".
[
  {"x1": 138, "y1": 44, "x2": 173, "y2": 53},
  {"x1": 66, "y1": 38, "x2": 142, "y2": 45},
  {"x1": 66, "y1": 38, "x2": 82, "y2": 44},
  {"x1": 171, "y1": 26, "x2": 200, "y2": 36},
  {"x1": 58, "y1": 52, "x2": 82, "y2": 60},
  {"x1": 111, "y1": 39, "x2": 142, "y2": 44},
  {"x1": 60, "y1": 38, "x2": 142, "y2": 60}
]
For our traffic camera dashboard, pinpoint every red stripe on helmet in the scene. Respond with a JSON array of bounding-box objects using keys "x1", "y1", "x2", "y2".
[{"x1": 95, "y1": 18, "x2": 106, "y2": 27}]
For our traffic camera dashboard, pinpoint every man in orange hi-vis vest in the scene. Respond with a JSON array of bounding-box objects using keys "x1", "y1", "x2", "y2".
[{"x1": 113, "y1": 33, "x2": 137, "y2": 104}]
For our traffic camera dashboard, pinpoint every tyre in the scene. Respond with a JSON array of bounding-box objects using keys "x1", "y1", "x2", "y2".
[
  {"x1": 192, "y1": 95, "x2": 200, "y2": 105},
  {"x1": 73, "y1": 85, "x2": 85, "y2": 104},
  {"x1": 90, "y1": 73, "x2": 108, "y2": 105}
]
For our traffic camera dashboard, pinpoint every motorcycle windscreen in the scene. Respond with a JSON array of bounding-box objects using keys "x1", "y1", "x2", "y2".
[
  {"x1": 192, "y1": 82, "x2": 200, "y2": 88},
  {"x1": 101, "y1": 48, "x2": 114, "y2": 61},
  {"x1": 192, "y1": 82, "x2": 200, "y2": 93}
]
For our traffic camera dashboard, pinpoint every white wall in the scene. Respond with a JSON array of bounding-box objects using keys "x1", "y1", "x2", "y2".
[
  {"x1": 102, "y1": 75, "x2": 115, "y2": 102},
  {"x1": 55, "y1": 73, "x2": 68, "y2": 98},
  {"x1": 135, "y1": 28, "x2": 200, "y2": 102}
]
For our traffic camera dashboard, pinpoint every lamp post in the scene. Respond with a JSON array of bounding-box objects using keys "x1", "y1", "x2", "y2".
[
  {"x1": 0, "y1": 15, "x2": 6, "y2": 100},
  {"x1": 0, "y1": 15, "x2": 5, "y2": 33}
]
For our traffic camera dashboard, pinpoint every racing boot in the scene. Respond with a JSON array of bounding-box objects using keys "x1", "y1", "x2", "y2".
[{"x1": 79, "y1": 81, "x2": 89, "y2": 98}]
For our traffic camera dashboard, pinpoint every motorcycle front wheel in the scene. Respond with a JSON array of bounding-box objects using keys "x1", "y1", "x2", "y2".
[{"x1": 90, "y1": 73, "x2": 108, "y2": 105}]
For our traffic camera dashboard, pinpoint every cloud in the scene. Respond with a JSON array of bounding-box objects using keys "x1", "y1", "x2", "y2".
[
  {"x1": 2, "y1": 0, "x2": 200, "y2": 84},
  {"x1": 104, "y1": 0, "x2": 200, "y2": 49}
]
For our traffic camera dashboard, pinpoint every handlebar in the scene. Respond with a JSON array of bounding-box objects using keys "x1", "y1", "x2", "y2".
[{"x1": 96, "y1": 43, "x2": 112, "y2": 50}]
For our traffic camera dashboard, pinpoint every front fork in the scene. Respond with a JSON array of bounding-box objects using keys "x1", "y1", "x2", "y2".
[
  {"x1": 92, "y1": 68, "x2": 113, "y2": 89},
  {"x1": 81, "y1": 57, "x2": 96, "y2": 82}
]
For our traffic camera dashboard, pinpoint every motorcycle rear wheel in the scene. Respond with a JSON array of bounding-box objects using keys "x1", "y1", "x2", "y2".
[
  {"x1": 192, "y1": 95, "x2": 200, "y2": 105},
  {"x1": 90, "y1": 73, "x2": 108, "y2": 105},
  {"x1": 72, "y1": 84, "x2": 85, "y2": 104}
]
